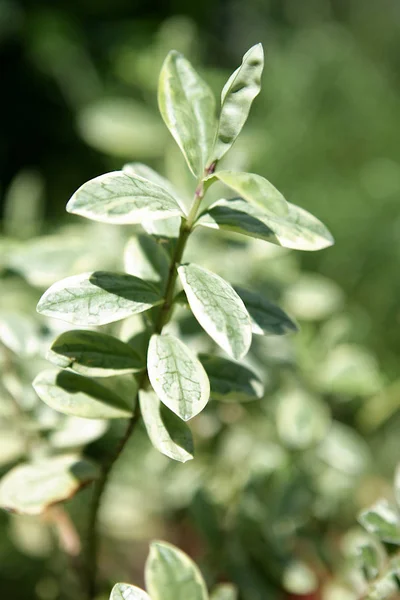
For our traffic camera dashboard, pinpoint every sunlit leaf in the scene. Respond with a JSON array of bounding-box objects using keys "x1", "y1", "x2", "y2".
[
  {"x1": 210, "y1": 43, "x2": 264, "y2": 162},
  {"x1": 158, "y1": 50, "x2": 216, "y2": 177},
  {"x1": 110, "y1": 583, "x2": 151, "y2": 600},
  {"x1": 211, "y1": 171, "x2": 288, "y2": 216},
  {"x1": 37, "y1": 271, "x2": 163, "y2": 326},
  {"x1": 178, "y1": 264, "x2": 252, "y2": 360},
  {"x1": 48, "y1": 330, "x2": 144, "y2": 377},
  {"x1": 359, "y1": 500, "x2": 400, "y2": 545},
  {"x1": 0, "y1": 311, "x2": 40, "y2": 356},
  {"x1": 196, "y1": 198, "x2": 333, "y2": 251},
  {"x1": 0, "y1": 454, "x2": 99, "y2": 515},
  {"x1": 123, "y1": 162, "x2": 183, "y2": 204},
  {"x1": 147, "y1": 334, "x2": 210, "y2": 421},
  {"x1": 145, "y1": 540, "x2": 208, "y2": 600},
  {"x1": 199, "y1": 354, "x2": 263, "y2": 402},
  {"x1": 234, "y1": 286, "x2": 298, "y2": 335},
  {"x1": 33, "y1": 369, "x2": 134, "y2": 419},
  {"x1": 358, "y1": 544, "x2": 380, "y2": 582},
  {"x1": 66, "y1": 170, "x2": 184, "y2": 224},
  {"x1": 139, "y1": 389, "x2": 194, "y2": 462},
  {"x1": 124, "y1": 235, "x2": 169, "y2": 288}
]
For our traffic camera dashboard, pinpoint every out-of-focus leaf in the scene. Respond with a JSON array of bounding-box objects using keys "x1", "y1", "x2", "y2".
[
  {"x1": 48, "y1": 330, "x2": 144, "y2": 377},
  {"x1": 211, "y1": 171, "x2": 288, "y2": 216},
  {"x1": 178, "y1": 264, "x2": 252, "y2": 360},
  {"x1": 110, "y1": 583, "x2": 151, "y2": 600},
  {"x1": 50, "y1": 416, "x2": 108, "y2": 449},
  {"x1": 282, "y1": 561, "x2": 318, "y2": 595},
  {"x1": 0, "y1": 311, "x2": 40, "y2": 356},
  {"x1": 139, "y1": 389, "x2": 194, "y2": 462},
  {"x1": 147, "y1": 334, "x2": 209, "y2": 421},
  {"x1": 0, "y1": 454, "x2": 99, "y2": 515},
  {"x1": 124, "y1": 235, "x2": 170, "y2": 288},
  {"x1": 358, "y1": 543, "x2": 380, "y2": 582},
  {"x1": 158, "y1": 50, "x2": 216, "y2": 177},
  {"x1": 0, "y1": 429, "x2": 26, "y2": 466},
  {"x1": 210, "y1": 584, "x2": 238, "y2": 600},
  {"x1": 199, "y1": 354, "x2": 263, "y2": 402},
  {"x1": 145, "y1": 540, "x2": 208, "y2": 600},
  {"x1": 284, "y1": 275, "x2": 343, "y2": 320},
  {"x1": 77, "y1": 98, "x2": 167, "y2": 159},
  {"x1": 37, "y1": 271, "x2": 163, "y2": 326},
  {"x1": 358, "y1": 500, "x2": 400, "y2": 545},
  {"x1": 234, "y1": 286, "x2": 298, "y2": 335},
  {"x1": 66, "y1": 171, "x2": 184, "y2": 224},
  {"x1": 33, "y1": 369, "x2": 133, "y2": 419},
  {"x1": 318, "y1": 344, "x2": 382, "y2": 396},
  {"x1": 210, "y1": 43, "x2": 264, "y2": 162},
  {"x1": 276, "y1": 389, "x2": 330, "y2": 450},
  {"x1": 196, "y1": 198, "x2": 333, "y2": 251}
]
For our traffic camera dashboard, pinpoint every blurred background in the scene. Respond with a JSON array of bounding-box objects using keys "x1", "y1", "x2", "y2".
[{"x1": 1, "y1": 0, "x2": 400, "y2": 599}]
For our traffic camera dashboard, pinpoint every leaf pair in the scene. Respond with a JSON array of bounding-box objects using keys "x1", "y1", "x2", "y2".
[
  {"x1": 158, "y1": 44, "x2": 264, "y2": 177},
  {"x1": 110, "y1": 541, "x2": 237, "y2": 600}
]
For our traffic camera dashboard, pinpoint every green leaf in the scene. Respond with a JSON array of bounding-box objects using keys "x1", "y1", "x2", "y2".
[
  {"x1": 66, "y1": 170, "x2": 184, "y2": 224},
  {"x1": 110, "y1": 583, "x2": 151, "y2": 600},
  {"x1": 359, "y1": 500, "x2": 400, "y2": 545},
  {"x1": 0, "y1": 454, "x2": 99, "y2": 515},
  {"x1": 276, "y1": 389, "x2": 330, "y2": 450},
  {"x1": 37, "y1": 271, "x2": 163, "y2": 326},
  {"x1": 158, "y1": 50, "x2": 216, "y2": 177},
  {"x1": 147, "y1": 334, "x2": 210, "y2": 421},
  {"x1": 234, "y1": 286, "x2": 298, "y2": 335},
  {"x1": 178, "y1": 264, "x2": 252, "y2": 360},
  {"x1": 33, "y1": 369, "x2": 134, "y2": 419},
  {"x1": 210, "y1": 43, "x2": 264, "y2": 163},
  {"x1": 199, "y1": 354, "x2": 263, "y2": 402},
  {"x1": 123, "y1": 162, "x2": 183, "y2": 204},
  {"x1": 139, "y1": 389, "x2": 194, "y2": 462},
  {"x1": 210, "y1": 584, "x2": 237, "y2": 600},
  {"x1": 47, "y1": 330, "x2": 144, "y2": 377},
  {"x1": 358, "y1": 544, "x2": 380, "y2": 582},
  {"x1": 145, "y1": 540, "x2": 208, "y2": 600},
  {"x1": 212, "y1": 171, "x2": 288, "y2": 216},
  {"x1": 50, "y1": 416, "x2": 108, "y2": 449},
  {"x1": 0, "y1": 310, "x2": 40, "y2": 356},
  {"x1": 124, "y1": 235, "x2": 169, "y2": 287},
  {"x1": 196, "y1": 198, "x2": 333, "y2": 251}
]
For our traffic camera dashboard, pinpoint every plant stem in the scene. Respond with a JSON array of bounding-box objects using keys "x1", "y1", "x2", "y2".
[{"x1": 84, "y1": 172, "x2": 211, "y2": 599}]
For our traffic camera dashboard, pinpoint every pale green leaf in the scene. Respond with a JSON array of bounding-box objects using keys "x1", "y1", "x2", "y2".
[
  {"x1": 210, "y1": 43, "x2": 264, "y2": 162},
  {"x1": 123, "y1": 162, "x2": 183, "y2": 204},
  {"x1": 178, "y1": 264, "x2": 252, "y2": 360},
  {"x1": 47, "y1": 330, "x2": 144, "y2": 377},
  {"x1": 359, "y1": 500, "x2": 400, "y2": 545},
  {"x1": 33, "y1": 369, "x2": 134, "y2": 419},
  {"x1": 110, "y1": 583, "x2": 151, "y2": 600},
  {"x1": 145, "y1": 540, "x2": 208, "y2": 600},
  {"x1": 200, "y1": 354, "x2": 263, "y2": 402},
  {"x1": 277, "y1": 389, "x2": 330, "y2": 450},
  {"x1": 234, "y1": 286, "x2": 298, "y2": 335},
  {"x1": 158, "y1": 50, "x2": 216, "y2": 177},
  {"x1": 358, "y1": 544, "x2": 380, "y2": 582},
  {"x1": 124, "y1": 235, "x2": 169, "y2": 287},
  {"x1": 0, "y1": 311, "x2": 40, "y2": 356},
  {"x1": 37, "y1": 271, "x2": 163, "y2": 326},
  {"x1": 66, "y1": 170, "x2": 184, "y2": 224},
  {"x1": 139, "y1": 389, "x2": 194, "y2": 462},
  {"x1": 210, "y1": 584, "x2": 238, "y2": 600},
  {"x1": 147, "y1": 334, "x2": 210, "y2": 421},
  {"x1": 212, "y1": 171, "x2": 288, "y2": 216},
  {"x1": 50, "y1": 416, "x2": 108, "y2": 449},
  {"x1": 0, "y1": 454, "x2": 99, "y2": 515},
  {"x1": 196, "y1": 197, "x2": 334, "y2": 251}
]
